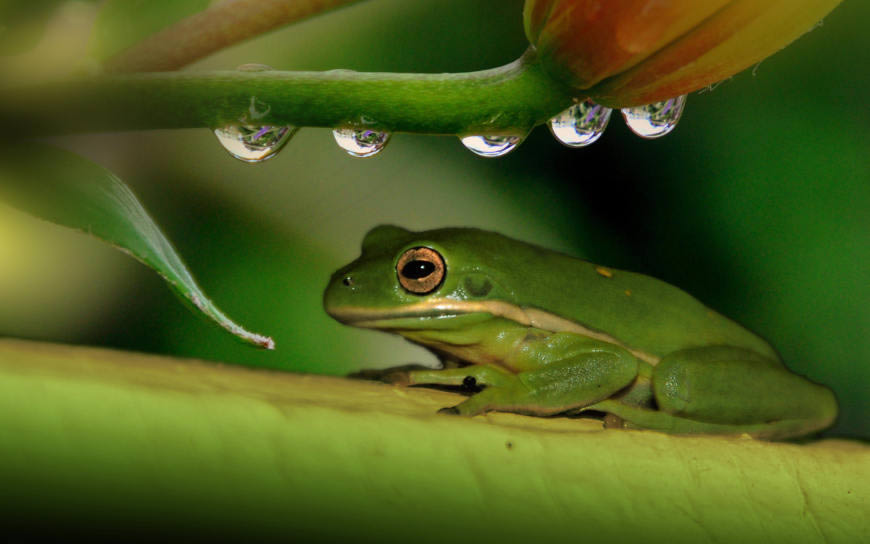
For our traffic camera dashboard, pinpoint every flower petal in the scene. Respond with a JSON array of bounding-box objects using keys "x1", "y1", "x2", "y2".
[
  {"x1": 589, "y1": 0, "x2": 843, "y2": 106},
  {"x1": 525, "y1": 0, "x2": 731, "y2": 89},
  {"x1": 525, "y1": 0, "x2": 843, "y2": 107}
]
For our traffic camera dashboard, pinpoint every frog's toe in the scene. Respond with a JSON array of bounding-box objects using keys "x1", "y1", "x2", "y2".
[
  {"x1": 350, "y1": 369, "x2": 410, "y2": 385},
  {"x1": 433, "y1": 388, "x2": 492, "y2": 415},
  {"x1": 349, "y1": 364, "x2": 428, "y2": 385},
  {"x1": 603, "y1": 413, "x2": 625, "y2": 429},
  {"x1": 381, "y1": 370, "x2": 413, "y2": 386}
]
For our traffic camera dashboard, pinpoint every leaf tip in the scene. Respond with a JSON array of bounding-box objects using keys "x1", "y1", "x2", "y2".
[{"x1": 229, "y1": 326, "x2": 276, "y2": 350}]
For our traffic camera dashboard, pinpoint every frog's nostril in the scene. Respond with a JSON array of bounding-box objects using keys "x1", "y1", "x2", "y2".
[{"x1": 342, "y1": 276, "x2": 354, "y2": 287}]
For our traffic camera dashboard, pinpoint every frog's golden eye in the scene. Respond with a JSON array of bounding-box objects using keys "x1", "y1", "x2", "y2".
[{"x1": 396, "y1": 247, "x2": 445, "y2": 295}]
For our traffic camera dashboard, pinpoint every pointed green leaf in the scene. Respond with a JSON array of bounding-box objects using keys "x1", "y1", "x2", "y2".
[{"x1": 0, "y1": 144, "x2": 273, "y2": 349}]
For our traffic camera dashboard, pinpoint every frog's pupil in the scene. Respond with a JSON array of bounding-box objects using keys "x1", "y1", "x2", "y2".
[{"x1": 402, "y1": 260, "x2": 435, "y2": 279}]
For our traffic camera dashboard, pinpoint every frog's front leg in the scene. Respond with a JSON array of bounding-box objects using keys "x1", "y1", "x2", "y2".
[{"x1": 432, "y1": 334, "x2": 639, "y2": 417}]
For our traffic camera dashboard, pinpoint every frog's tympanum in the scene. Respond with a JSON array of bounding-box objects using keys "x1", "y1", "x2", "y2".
[{"x1": 324, "y1": 226, "x2": 837, "y2": 439}]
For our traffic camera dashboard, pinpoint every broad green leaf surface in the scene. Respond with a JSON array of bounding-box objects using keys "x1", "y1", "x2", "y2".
[
  {"x1": 0, "y1": 144, "x2": 273, "y2": 348},
  {"x1": 89, "y1": 0, "x2": 211, "y2": 61},
  {"x1": 0, "y1": 339, "x2": 867, "y2": 542}
]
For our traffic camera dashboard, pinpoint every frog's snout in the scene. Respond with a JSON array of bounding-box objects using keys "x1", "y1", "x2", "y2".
[{"x1": 323, "y1": 268, "x2": 356, "y2": 320}]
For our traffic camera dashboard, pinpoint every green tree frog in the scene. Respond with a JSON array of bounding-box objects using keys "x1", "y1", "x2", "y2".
[{"x1": 323, "y1": 226, "x2": 837, "y2": 439}]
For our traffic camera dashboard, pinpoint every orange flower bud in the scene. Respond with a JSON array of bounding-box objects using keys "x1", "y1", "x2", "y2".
[{"x1": 525, "y1": 0, "x2": 843, "y2": 107}]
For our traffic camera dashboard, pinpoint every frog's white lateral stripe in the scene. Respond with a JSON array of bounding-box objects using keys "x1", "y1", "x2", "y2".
[{"x1": 332, "y1": 298, "x2": 660, "y2": 365}]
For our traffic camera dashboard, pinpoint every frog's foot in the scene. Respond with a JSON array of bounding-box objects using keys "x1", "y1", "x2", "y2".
[{"x1": 437, "y1": 385, "x2": 526, "y2": 416}]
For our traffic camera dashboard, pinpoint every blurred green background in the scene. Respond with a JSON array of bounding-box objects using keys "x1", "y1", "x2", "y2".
[{"x1": 0, "y1": 0, "x2": 867, "y2": 438}]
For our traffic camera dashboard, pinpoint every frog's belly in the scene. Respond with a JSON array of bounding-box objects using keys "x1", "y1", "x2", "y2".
[{"x1": 397, "y1": 317, "x2": 535, "y2": 373}]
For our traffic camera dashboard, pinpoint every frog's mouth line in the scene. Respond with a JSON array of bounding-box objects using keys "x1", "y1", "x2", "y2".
[
  {"x1": 327, "y1": 298, "x2": 660, "y2": 365},
  {"x1": 326, "y1": 299, "x2": 490, "y2": 328}
]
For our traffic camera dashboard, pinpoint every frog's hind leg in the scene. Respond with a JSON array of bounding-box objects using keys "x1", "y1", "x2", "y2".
[{"x1": 601, "y1": 346, "x2": 837, "y2": 439}]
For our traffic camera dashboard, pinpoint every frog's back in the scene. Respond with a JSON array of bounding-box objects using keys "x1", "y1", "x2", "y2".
[
  {"x1": 436, "y1": 228, "x2": 778, "y2": 361},
  {"x1": 546, "y1": 262, "x2": 778, "y2": 361}
]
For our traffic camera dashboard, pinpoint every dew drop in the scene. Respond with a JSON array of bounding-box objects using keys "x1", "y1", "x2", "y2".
[
  {"x1": 548, "y1": 100, "x2": 612, "y2": 147},
  {"x1": 333, "y1": 127, "x2": 391, "y2": 157},
  {"x1": 621, "y1": 95, "x2": 686, "y2": 139},
  {"x1": 459, "y1": 133, "x2": 526, "y2": 158},
  {"x1": 214, "y1": 125, "x2": 297, "y2": 163},
  {"x1": 212, "y1": 63, "x2": 298, "y2": 163}
]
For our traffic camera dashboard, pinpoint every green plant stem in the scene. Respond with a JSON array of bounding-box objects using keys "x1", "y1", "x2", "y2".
[
  {"x1": 104, "y1": 0, "x2": 367, "y2": 73},
  {"x1": 1, "y1": 51, "x2": 575, "y2": 136}
]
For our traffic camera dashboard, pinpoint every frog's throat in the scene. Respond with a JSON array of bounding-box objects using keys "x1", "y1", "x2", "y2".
[{"x1": 329, "y1": 298, "x2": 660, "y2": 365}]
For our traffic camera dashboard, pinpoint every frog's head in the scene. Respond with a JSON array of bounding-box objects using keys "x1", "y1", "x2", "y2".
[{"x1": 323, "y1": 225, "x2": 517, "y2": 332}]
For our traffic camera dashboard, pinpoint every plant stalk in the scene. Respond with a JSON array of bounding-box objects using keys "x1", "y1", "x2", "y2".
[
  {"x1": 1, "y1": 51, "x2": 575, "y2": 137},
  {"x1": 104, "y1": 0, "x2": 367, "y2": 73}
]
